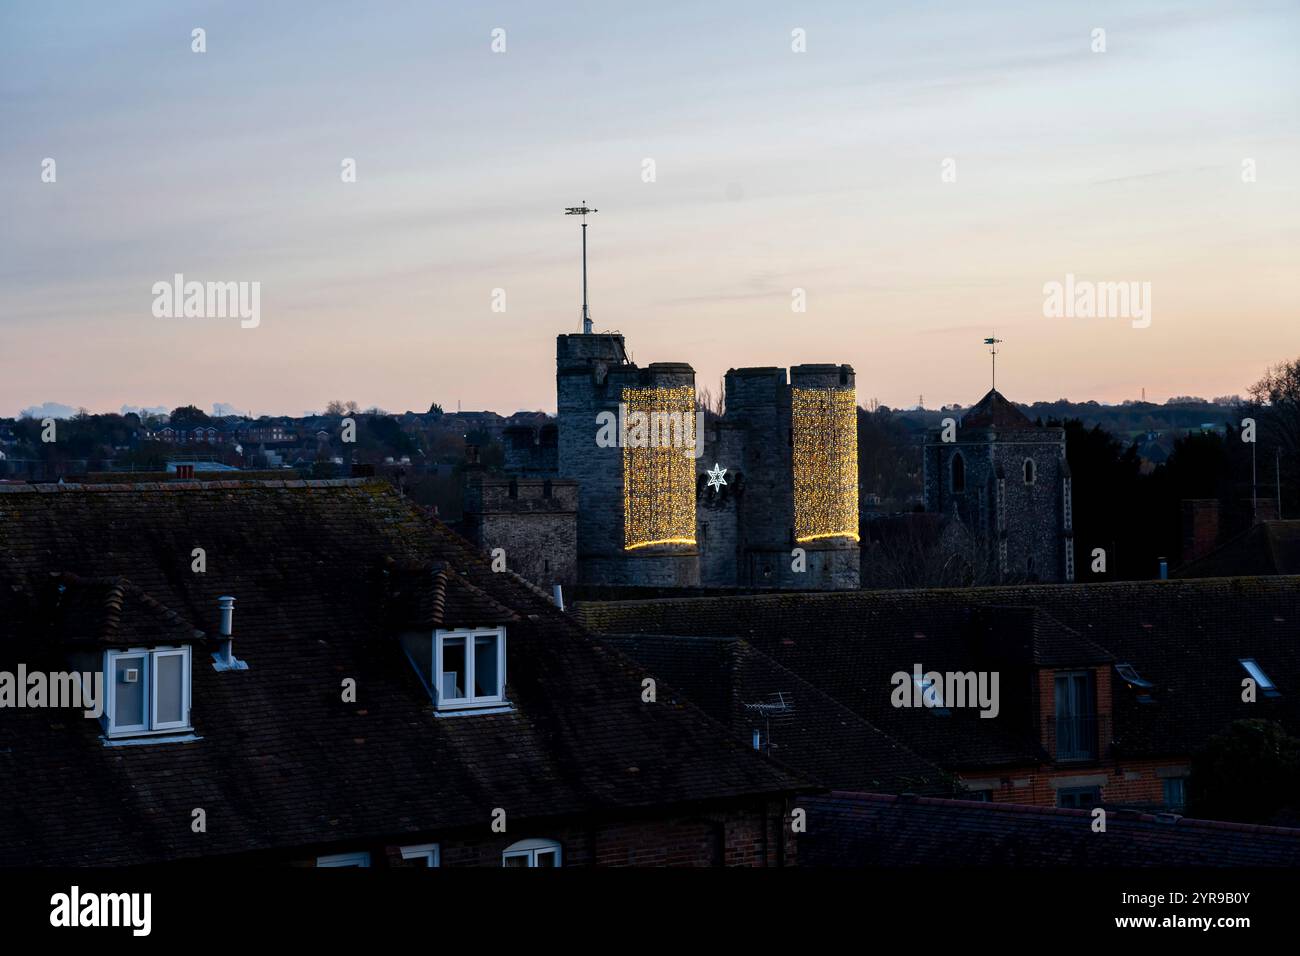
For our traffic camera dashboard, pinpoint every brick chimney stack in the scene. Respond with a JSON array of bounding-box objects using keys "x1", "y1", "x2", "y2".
[{"x1": 1181, "y1": 499, "x2": 1220, "y2": 562}]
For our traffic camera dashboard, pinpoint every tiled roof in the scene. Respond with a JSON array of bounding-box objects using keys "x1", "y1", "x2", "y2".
[
  {"x1": 380, "y1": 559, "x2": 521, "y2": 629},
  {"x1": 597, "y1": 633, "x2": 958, "y2": 795},
  {"x1": 1175, "y1": 521, "x2": 1300, "y2": 578},
  {"x1": 959, "y1": 389, "x2": 1035, "y2": 429},
  {"x1": 575, "y1": 578, "x2": 1300, "y2": 768},
  {"x1": 0, "y1": 479, "x2": 802, "y2": 865},
  {"x1": 970, "y1": 605, "x2": 1113, "y2": 668},
  {"x1": 584, "y1": 595, "x2": 1046, "y2": 769},
  {"x1": 40, "y1": 573, "x2": 206, "y2": 647},
  {"x1": 801, "y1": 792, "x2": 1300, "y2": 866}
]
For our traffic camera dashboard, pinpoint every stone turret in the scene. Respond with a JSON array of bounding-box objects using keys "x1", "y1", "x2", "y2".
[
  {"x1": 696, "y1": 364, "x2": 860, "y2": 590},
  {"x1": 556, "y1": 334, "x2": 700, "y2": 586}
]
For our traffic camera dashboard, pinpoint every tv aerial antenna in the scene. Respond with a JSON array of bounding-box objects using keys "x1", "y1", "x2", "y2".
[{"x1": 743, "y1": 690, "x2": 796, "y2": 756}]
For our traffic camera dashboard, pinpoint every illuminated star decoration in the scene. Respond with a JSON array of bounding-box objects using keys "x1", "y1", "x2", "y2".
[{"x1": 706, "y1": 463, "x2": 728, "y2": 492}]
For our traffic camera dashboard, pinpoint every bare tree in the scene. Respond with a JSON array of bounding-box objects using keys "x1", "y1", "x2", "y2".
[
  {"x1": 1241, "y1": 358, "x2": 1300, "y2": 517},
  {"x1": 861, "y1": 516, "x2": 1001, "y2": 589},
  {"x1": 1248, "y1": 359, "x2": 1300, "y2": 452},
  {"x1": 695, "y1": 379, "x2": 725, "y2": 417}
]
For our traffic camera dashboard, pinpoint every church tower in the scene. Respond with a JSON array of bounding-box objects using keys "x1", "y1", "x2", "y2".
[{"x1": 923, "y1": 389, "x2": 1074, "y2": 583}]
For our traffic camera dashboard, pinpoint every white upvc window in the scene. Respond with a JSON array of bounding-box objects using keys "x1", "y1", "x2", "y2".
[
  {"x1": 317, "y1": 852, "x2": 371, "y2": 868},
  {"x1": 399, "y1": 843, "x2": 441, "y2": 867},
  {"x1": 104, "y1": 646, "x2": 192, "y2": 737},
  {"x1": 502, "y1": 839, "x2": 561, "y2": 868},
  {"x1": 433, "y1": 627, "x2": 506, "y2": 711}
]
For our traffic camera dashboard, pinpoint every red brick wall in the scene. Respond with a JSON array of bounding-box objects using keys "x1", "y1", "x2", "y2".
[
  {"x1": 968, "y1": 664, "x2": 1188, "y2": 810},
  {"x1": 963, "y1": 757, "x2": 1189, "y2": 810},
  {"x1": 1182, "y1": 499, "x2": 1221, "y2": 562}
]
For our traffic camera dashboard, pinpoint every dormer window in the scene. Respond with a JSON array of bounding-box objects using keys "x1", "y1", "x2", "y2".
[
  {"x1": 399, "y1": 844, "x2": 441, "y2": 867},
  {"x1": 403, "y1": 627, "x2": 507, "y2": 713},
  {"x1": 437, "y1": 628, "x2": 505, "y2": 709},
  {"x1": 502, "y1": 839, "x2": 561, "y2": 867},
  {"x1": 104, "y1": 646, "x2": 192, "y2": 737}
]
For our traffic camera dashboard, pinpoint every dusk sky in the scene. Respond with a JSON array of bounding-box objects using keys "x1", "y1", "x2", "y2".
[{"x1": 3, "y1": 0, "x2": 1297, "y2": 418}]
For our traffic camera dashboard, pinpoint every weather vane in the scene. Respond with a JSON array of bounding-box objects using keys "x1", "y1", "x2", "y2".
[
  {"x1": 984, "y1": 335, "x2": 1002, "y2": 391},
  {"x1": 565, "y1": 203, "x2": 598, "y2": 334}
]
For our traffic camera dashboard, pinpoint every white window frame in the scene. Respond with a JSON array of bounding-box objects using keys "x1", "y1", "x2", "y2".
[
  {"x1": 106, "y1": 650, "x2": 149, "y2": 735},
  {"x1": 399, "y1": 843, "x2": 441, "y2": 867},
  {"x1": 150, "y1": 647, "x2": 191, "y2": 732},
  {"x1": 433, "y1": 627, "x2": 506, "y2": 711},
  {"x1": 317, "y1": 852, "x2": 371, "y2": 868},
  {"x1": 501, "y1": 838, "x2": 561, "y2": 868},
  {"x1": 104, "y1": 646, "x2": 192, "y2": 738}
]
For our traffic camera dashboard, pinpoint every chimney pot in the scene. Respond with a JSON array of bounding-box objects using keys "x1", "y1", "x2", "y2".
[
  {"x1": 218, "y1": 595, "x2": 236, "y2": 635},
  {"x1": 217, "y1": 596, "x2": 236, "y2": 666}
]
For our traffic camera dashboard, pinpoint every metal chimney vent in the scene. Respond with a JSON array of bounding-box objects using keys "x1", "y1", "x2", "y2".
[{"x1": 212, "y1": 596, "x2": 248, "y2": 672}]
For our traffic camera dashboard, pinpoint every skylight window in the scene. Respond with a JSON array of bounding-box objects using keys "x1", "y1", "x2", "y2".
[
  {"x1": 913, "y1": 674, "x2": 950, "y2": 715},
  {"x1": 1115, "y1": 663, "x2": 1156, "y2": 702},
  {"x1": 1240, "y1": 659, "x2": 1280, "y2": 697},
  {"x1": 1114, "y1": 663, "x2": 1153, "y2": 689},
  {"x1": 104, "y1": 646, "x2": 192, "y2": 737}
]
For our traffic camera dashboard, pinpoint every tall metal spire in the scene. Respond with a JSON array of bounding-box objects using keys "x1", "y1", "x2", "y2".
[
  {"x1": 984, "y1": 335, "x2": 1003, "y2": 392},
  {"x1": 565, "y1": 203, "x2": 598, "y2": 333}
]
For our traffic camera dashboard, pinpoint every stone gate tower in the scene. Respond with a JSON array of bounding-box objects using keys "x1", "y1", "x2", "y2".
[
  {"x1": 556, "y1": 333, "x2": 700, "y2": 586},
  {"x1": 697, "y1": 364, "x2": 860, "y2": 590}
]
